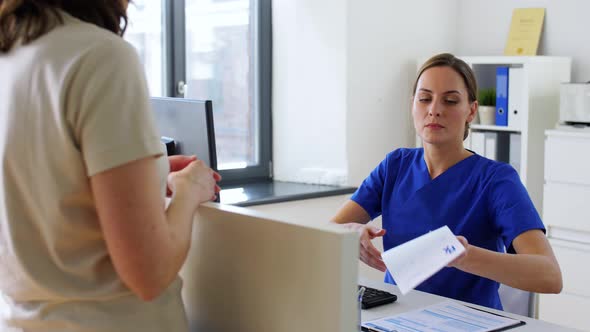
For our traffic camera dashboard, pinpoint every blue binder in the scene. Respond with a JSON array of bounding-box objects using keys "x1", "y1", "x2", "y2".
[{"x1": 495, "y1": 66, "x2": 509, "y2": 126}]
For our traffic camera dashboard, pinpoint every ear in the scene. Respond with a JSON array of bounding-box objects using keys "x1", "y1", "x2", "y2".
[{"x1": 467, "y1": 100, "x2": 478, "y2": 123}]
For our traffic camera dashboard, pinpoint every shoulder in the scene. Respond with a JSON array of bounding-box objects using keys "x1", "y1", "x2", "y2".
[
  {"x1": 383, "y1": 148, "x2": 423, "y2": 169},
  {"x1": 470, "y1": 157, "x2": 521, "y2": 192},
  {"x1": 34, "y1": 13, "x2": 140, "y2": 73},
  {"x1": 385, "y1": 147, "x2": 422, "y2": 162},
  {"x1": 475, "y1": 157, "x2": 518, "y2": 179}
]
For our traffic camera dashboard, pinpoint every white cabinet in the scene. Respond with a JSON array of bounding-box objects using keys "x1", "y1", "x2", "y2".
[
  {"x1": 417, "y1": 56, "x2": 572, "y2": 215},
  {"x1": 539, "y1": 128, "x2": 590, "y2": 330}
]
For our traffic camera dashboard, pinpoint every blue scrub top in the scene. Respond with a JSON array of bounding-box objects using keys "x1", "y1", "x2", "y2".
[{"x1": 351, "y1": 148, "x2": 545, "y2": 310}]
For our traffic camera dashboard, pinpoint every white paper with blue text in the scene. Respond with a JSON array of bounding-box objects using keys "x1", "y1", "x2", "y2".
[
  {"x1": 381, "y1": 225, "x2": 465, "y2": 295},
  {"x1": 362, "y1": 300, "x2": 522, "y2": 332}
]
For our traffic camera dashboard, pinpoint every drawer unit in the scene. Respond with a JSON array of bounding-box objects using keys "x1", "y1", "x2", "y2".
[
  {"x1": 544, "y1": 182, "x2": 590, "y2": 232},
  {"x1": 548, "y1": 238, "x2": 590, "y2": 297},
  {"x1": 538, "y1": 292, "x2": 590, "y2": 329},
  {"x1": 541, "y1": 129, "x2": 590, "y2": 331},
  {"x1": 545, "y1": 134, "x2": 590, "y2": 185}
]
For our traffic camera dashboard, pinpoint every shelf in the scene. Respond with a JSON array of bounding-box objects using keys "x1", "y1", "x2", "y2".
[
  {"x1": 460, "y1": 56, "x2": 571, "y2": 66},
  {"x1": 471, "y1": 124, "x2": 521, "y2": 132}
]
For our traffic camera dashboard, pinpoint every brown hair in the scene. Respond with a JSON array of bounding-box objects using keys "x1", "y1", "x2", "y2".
[
  {"x1": 412, "y1": 53, "x2": 478, "y2": 140},
  {"x1": 0, "y1": 0, "x2": 129, "y2": 53}
]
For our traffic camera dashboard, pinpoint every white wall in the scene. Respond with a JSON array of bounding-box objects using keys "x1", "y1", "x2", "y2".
[
  {"x1": 346, "y1": 1, "x2": 459, "y2": 185},
  {"x1": 272, "y1": 0, "x2": 348, "y2": 185},
  {"x1": 456, "y1": 0, "x2": 590, "y2": 83},
  {"x1": 273, "y1": 1, "x2": 458, "y2": 186},
  {"x1": 273, "y1": 0, "x2": 589, "y2": 186}
]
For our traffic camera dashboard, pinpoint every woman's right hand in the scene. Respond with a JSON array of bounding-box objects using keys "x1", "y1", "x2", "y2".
[
  {"x1": 167, "y1": 159, "x2": 221, "y2": 204},
  {"x1": 344, "y1": 223, "x2": 387, "y2": 272}
]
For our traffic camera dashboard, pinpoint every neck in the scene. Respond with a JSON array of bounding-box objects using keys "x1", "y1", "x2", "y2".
[{"x1": 422, "y1": 142, "x2": 472, "y2": 179}]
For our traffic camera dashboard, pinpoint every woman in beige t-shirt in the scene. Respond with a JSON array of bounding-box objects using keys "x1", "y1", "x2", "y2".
[{"x1": 0, "y1": 1, "x2": 220, "y2": 331}]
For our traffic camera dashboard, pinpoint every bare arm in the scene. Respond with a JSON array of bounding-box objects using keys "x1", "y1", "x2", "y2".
[
  {"x1": 331, "y1": 200, "x2": 371, "y2": 224},
  {"x1": 451, "y1": 229, "x2": 562, "y2": 293},
  {"x1": 90, "y1": 156, "x2": 219, "y2": 301},
  {"x1": 331, "y1": 200, "x2": 386, "y2": 272}
]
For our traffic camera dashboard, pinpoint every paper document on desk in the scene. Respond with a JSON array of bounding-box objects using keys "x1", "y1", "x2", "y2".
[
  {"x1": 381, "y1": 225, "x2": 465, "y2": 295},
  {"x1": 362, "y1": 300, "x2": 524, "y2": 332}
]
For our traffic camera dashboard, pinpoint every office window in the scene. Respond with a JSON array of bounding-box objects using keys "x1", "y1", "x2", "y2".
[
  {"x1": 185, "y1": 0, "x2": 253, "y2": 171},
  {"x1": 125, "y1": 0, "x2": 166, "y2": 97},
  {"x1": 126, "y1": 0, "x2": 271, "y2": 184}
]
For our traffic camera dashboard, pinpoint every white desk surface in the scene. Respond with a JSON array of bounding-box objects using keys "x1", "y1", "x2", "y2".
[{"x1": 360, "y1": 278, "x2": 582, "y2": 332}]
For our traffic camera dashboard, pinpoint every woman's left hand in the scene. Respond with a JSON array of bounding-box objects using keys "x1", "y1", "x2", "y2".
[
  {"x1": 447, "y1": 236, "x2": 469, "y2": 269},
  {"x1": 167, "y1": 155, "x2": 197, "y2": 196}
]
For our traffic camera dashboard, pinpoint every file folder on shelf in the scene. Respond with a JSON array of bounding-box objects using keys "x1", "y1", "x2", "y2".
[
  {"x1": 508, "y1": 67, "x2": 523, "y2": 130},
  {"x1": 470, "y1": 132, "x2": 486, "y2": 156},
  {"x1": 484, "y1": 133, "x2": 497, "y2": 160},
  {"x1": 496, "y1": 66, "x2": 509, "y2": 126},
  {"x1": 464, "y1": 131, "x2": 472, "y2": 150},
  {"x1": 509, "y1": 133, "x2": 521, "y2": 174},
  {"x1": 496, "y1": 132, "x2": 510, "y2": 164},
  {"x1": 481, "y1": 132, "x2": 510, "y2": 162}
]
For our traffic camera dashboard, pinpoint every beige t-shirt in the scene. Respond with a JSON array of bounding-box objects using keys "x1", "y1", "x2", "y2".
[{"x1": 0, "y1": 12, "x2": 187, "y2": 331}]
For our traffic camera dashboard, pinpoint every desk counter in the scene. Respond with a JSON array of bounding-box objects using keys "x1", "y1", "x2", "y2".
[{"x1": 360, "y1": 278, "x2": 582, "y2": 332}]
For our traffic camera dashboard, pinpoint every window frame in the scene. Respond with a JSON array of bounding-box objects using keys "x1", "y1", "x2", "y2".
[{"x1": 165, "y1": 0, "x2": 272, "y2": 186}]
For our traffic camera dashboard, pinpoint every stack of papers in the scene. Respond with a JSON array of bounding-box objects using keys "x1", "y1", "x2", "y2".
[
  {"x1": 362, "y1": 300, "x2": 524, "y2": 332},
  {"x1": 381, "y1": 225, "x2": 465, "y2": 294}
]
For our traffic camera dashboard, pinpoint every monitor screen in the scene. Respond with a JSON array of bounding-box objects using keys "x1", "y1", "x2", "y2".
[
  {"x1": 151, "y1": 97, "x2": 217, "y2": 171},
  {"x1": 179, "y1": 203, "x2": 359, "y2": 331}
]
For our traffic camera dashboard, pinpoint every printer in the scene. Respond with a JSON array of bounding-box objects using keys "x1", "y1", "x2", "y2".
[{"x1": 560, "y1": 82, "x2": 590, "y2": 125}]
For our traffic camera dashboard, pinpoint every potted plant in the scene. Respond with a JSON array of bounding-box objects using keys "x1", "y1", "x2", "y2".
[{"x1": 477, "y1": 88, "x2": 496, "y2": 125}]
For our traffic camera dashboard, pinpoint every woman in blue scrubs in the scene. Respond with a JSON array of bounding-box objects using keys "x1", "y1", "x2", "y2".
[{"x1": 332, "y1": 53, "x2": 562, "y2": 310}]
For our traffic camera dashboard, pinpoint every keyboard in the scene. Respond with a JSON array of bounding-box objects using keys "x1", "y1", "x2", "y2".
[{"x1": 358, "y1": 285, "x2": 397, "y2": 309}]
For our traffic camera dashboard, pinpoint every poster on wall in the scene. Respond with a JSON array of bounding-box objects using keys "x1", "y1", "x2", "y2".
[{"x1": 504, "y1": 8, "x2": 545, "y2": 56}]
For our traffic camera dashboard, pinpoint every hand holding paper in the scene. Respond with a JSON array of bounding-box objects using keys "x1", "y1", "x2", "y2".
[{"x1": 381, "y1": 226, "x2": 465, "y2": 294}]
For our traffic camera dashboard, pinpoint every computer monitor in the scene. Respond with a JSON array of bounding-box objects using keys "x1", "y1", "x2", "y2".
[
  {"x1": 150, "y1": 97, "x2": 217, "y2": 170},
  {"x1": 179, "y1": 203, "x2": 359, "y2": 332}
]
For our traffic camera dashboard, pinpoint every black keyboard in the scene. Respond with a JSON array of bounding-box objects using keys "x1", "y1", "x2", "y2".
[{"x1": 358, "y1": 285, "x2": 397, "y2": 309}]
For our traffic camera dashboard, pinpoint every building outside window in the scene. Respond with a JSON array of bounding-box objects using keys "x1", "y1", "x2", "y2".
[{"x1": 125, "y1": 0, "x2": 271, "y2": 183}]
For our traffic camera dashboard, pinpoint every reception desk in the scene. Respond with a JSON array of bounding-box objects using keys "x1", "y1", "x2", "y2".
[{"x1": 246, "y1": 196, "x2": 583, "y2": 331}]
